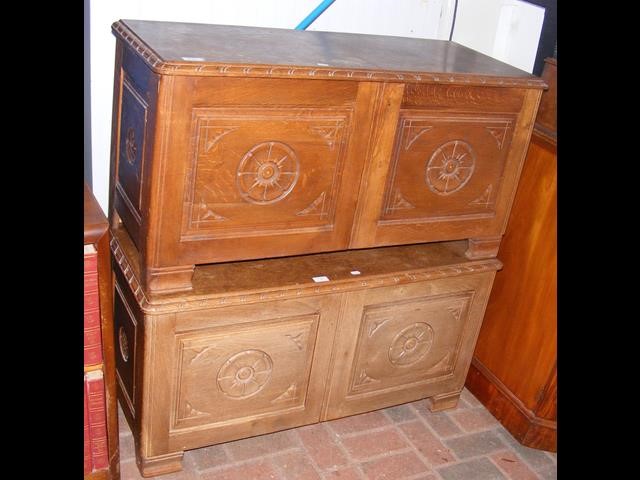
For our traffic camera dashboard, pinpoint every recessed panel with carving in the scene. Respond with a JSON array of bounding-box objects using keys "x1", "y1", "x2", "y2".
[
  {"x1": 180, "y1": 107, "x2": 353, "y2": 240},
  {"x1": 172, "y1": 314, "x2": 319, "y2": 431},
  {"x1": 347, "y1": 292, "x2": 472, "y2": 399},
  {"x1": 381, "y1": 111, "x2": 516, "y2": 224},
  {"x1": 113, "y1": 273, "x2": 140, "y2": 418}
]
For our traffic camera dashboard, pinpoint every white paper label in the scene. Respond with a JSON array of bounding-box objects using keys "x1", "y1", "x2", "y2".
[{"x1": 312, "y1": 276, "x2": 330, "y2": 283}]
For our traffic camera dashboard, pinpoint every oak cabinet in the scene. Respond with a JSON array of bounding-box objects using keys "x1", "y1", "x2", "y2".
[
  {"x1": 111, "y1": 224, "x2": 500, "y2": 476},
  {"x1": 109, "y1": 20, "x2": 544, "y2": 295},
  {"x1": 107, "y1": 20, "x2": 545, "y2": 476}
]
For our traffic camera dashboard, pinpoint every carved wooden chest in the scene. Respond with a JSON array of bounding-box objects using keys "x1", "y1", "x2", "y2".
[
  {"x1": 109, "y1": 20, "x2": 544, "y2": 295},
  {"x1": 111, "y1": 224, "x2": 500, "y2": 476}
]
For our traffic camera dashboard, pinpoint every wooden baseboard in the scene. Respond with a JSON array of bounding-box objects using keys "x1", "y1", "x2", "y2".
[{"x1": 465, "y1": 358, "x2": 556, "y2": 452}]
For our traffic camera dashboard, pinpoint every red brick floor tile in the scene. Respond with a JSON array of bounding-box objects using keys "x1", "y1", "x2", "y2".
[
  {"x1": 384, "y1": 403, "x2": 418, "y2": 423},
  {"x1": 120, "y1": 460, "x2": 145, "y2": 480},
  {"x1": 360, "y1": 451, "x2": 429, "y2": 479},
  {"x1": 190, "y1": 444, "x2": 230, "y2": 471},
  {"x1": 444, "y1": 430, "x2": 506, "y2": 459},
  {"x1": 416, "y1": 410, "x2": 463, "y2": 438},
  {"x1": 297, "y1": 423, "x2": 349, "y2": 470},
  {"x1": 460, "y1": 388, "x2": 483, "y2": 408},
  {"x1": 451, "y1": 408, "x2": 499, "y2": 432},
  {"x1": 323, "y1": 466, "x2": 364, "y2": 479},
  {"x1": 200, "y1": 459, "x2": 280, "y2": 480},
  {"x1": 340, "y1": 428, "x2": 408, "y2": 461},
  {"x1": 328, "y1": 411, "x2": 391, "y2": 436},
  {"x1": 399, "y1": 421, "x2": 456, "y2": 466},
  {"x1": 536, "y1": 465, "x2": 558, "y2": 480},
  {"x1": 271, "y1": 450, "x2": 321, "y2": 480},
  {"x1": 224, "y1": 430, "x2": 298, "y2": 462},
  {"x1": 495, "y1": 430, "x2": 555, "y2": 471},
  {"x1": 150, "y1": 470, "x2": 200, "y2": 480},
  {"x1": 437, "y1": 457, "x2": 506, "y2": 480},
  {"x1": 490, "y1": 450, "x2": 539, "y2": 480}
]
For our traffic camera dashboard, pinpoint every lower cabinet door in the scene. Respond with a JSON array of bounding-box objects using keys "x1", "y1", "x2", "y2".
[
  {"x1": 323, "y1": 272, "x2": 494, "y2": 420},
  {"x1": 166, "y1": 295, "x2": 340, "y2": 449}
]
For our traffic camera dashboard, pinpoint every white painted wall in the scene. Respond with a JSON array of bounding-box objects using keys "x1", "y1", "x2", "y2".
[
  {"x1": 452, "y1": 0, "x2": 545, "y2": 72},
  {"x1": 89, "y1": 0, "x2": 544, "y2": 212}
]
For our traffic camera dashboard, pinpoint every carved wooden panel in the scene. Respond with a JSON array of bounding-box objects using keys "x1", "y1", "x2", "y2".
[
  {"x1": 172, "y1": 313, "x2": 320, "y2": 431},
  {"x1": 113, "y1": 274, "x2": 139, "y2": 417},
  {"x1": 180, "y1": 107, "x2": 353, "y2": 240},
  {"x1": 115, "y1": 74, "x2": 148, "y2": 230},
  {"x1": 381, "y1": 111, "x2": 516, "y2": 224},
  {"x1": 346, "y1": 292, "x2": 472, "y2": 399},
  {"x1": 324, "y1": 273, "x2": 495, "y2": 420}
]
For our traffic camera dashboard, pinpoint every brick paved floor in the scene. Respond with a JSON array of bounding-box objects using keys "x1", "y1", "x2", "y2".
[{"x1": 118, "y1": 388, "x2": 557, "y2": 480}]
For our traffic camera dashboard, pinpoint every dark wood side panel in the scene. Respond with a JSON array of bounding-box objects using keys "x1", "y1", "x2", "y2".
[
  {"x1": 112, "y1": 42, "x2": 159, "y2": 252},
  {"x1": 465, "y1": 58, "x2": 557, "y2": 452}
]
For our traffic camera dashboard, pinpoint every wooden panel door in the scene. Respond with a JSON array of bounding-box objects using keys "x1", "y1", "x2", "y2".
[
  {"x1": 159, "y1": 295, "x2": 340, "y2": 451},
  {"x1": 151, "y1": 77, "x2": 373, "y2": 269},
  {"x1": 351, "y1": 85, "x2": 541, "y2": 250},
  {"x1": 324, "y1": 272, "x2": 495, "y2": 420}
]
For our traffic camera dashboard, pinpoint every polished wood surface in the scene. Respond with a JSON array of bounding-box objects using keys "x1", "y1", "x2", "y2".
[
  {"x1": 108, "y1": 21, "x2": 544, "y2": 294},
  {"x1": 85, "y1": 183, "x2": 109, "y2": 244},
  {"x1": 113, "y1": 20, "x2": 544, "y2": 87},
  {"x1": 111, "y1": 224, "x2": 499, "y2": 476},
  {"x1": 85, "y1": 183, "x2": 120, "y2": 480},
  {"x1": 465, "y1": 58, "x2": 557, "y2": 451}
]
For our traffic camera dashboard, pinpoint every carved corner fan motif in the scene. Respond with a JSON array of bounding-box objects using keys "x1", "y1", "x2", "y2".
[
  {"x1": 217, "y1": 349, "x2": 273, "y2": 399},
  {"x1": 236, "y1": 141, "x2": 300, "y2": 205},
  {"x1": 425, "y1": 140, "x2": 476, "y2": 195}
]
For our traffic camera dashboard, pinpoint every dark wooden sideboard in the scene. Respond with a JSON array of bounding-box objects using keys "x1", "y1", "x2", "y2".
[
  {"x1": 106, "y1": 20, "x2": 546, "y2": 476},
  {"x1": 465, "y1": 58, "x2": 557, "y2": 451}
]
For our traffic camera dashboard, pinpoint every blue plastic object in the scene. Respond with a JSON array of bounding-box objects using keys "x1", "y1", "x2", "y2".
[{"x1": 295, "y1": 0, "x2": 337, "y2": 30}]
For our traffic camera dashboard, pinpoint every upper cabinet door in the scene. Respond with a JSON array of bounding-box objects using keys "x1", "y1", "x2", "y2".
[
  {"x1": 152, "y1": 77, "x2": 373, "y2": 266},
  {"x1": 351, "y1": 84, "x2": 541, "y2": 248}
]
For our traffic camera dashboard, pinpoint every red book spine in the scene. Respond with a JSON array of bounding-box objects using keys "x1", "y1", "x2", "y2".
[
  {"x1": 84, "y1": 248, "x2": 103, "y2": 366},
  {"x1": 84, "y1": 381, "x2": 92, "y2": 474},
  {"x1": 85, "y1": 370, "x2": 109, "y2": 471}
]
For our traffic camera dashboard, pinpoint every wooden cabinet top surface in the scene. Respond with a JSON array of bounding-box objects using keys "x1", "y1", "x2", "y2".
[
  {"x1": 111, "y1": 224, "x2": 501, "y2": 313},
  {"x1": 113, "y1": 19, "x2": 545, "y2": 88}
]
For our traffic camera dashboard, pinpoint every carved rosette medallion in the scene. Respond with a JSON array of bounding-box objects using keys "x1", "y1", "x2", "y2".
[
  {"x1": 236, "y1": 141, "x2": 300, "y2": 205},
  {"x1": 425, "y1": 140, "x2": 475, "y2": 195},
  {"x1": 118, "y1": 326, "x2": 129, "y2": 362},
  {"x1": 217, "y1": 349, "x2": 273, "y2": 399},
  {"x1": 388, "y1": 322, "x2": 434, "y2": 366},
  {"x1": 125, "y1": 127, "x2": 137, "y2": 165}
]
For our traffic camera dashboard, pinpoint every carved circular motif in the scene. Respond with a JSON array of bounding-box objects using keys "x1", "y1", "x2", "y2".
[
  {"x1": 118, "y1": 327, "x2": 129, "y2": 363},
  {"x1": 125, "y1": 127, "x2": 137, "y2": 165},
  {"x1": 236, "y1": 141, "x2": 300, "y2": 205},
  {"x1": 217, "y1": 349, "x2": 273, "y2": 399},
  {"x1": 425, "y1": 140, "x2": 476, "y2": 195},
  {"x1": 388, "y1": 323, "x2": 434, "y2": 366}
]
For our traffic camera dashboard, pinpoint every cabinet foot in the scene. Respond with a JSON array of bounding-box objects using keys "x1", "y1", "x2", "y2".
[
  {"x1": 137, "y1": 450, "x2": 184, "y2": 477},
  {"x1": 427, "y1": 391, "x2": 461, "y2": 412},
  {"x1": 465, "y1": 236, "x2": 501, "y2": 260},
  {"x1": 145, "y1": 265, "x2": 195, "y2": 294}
]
